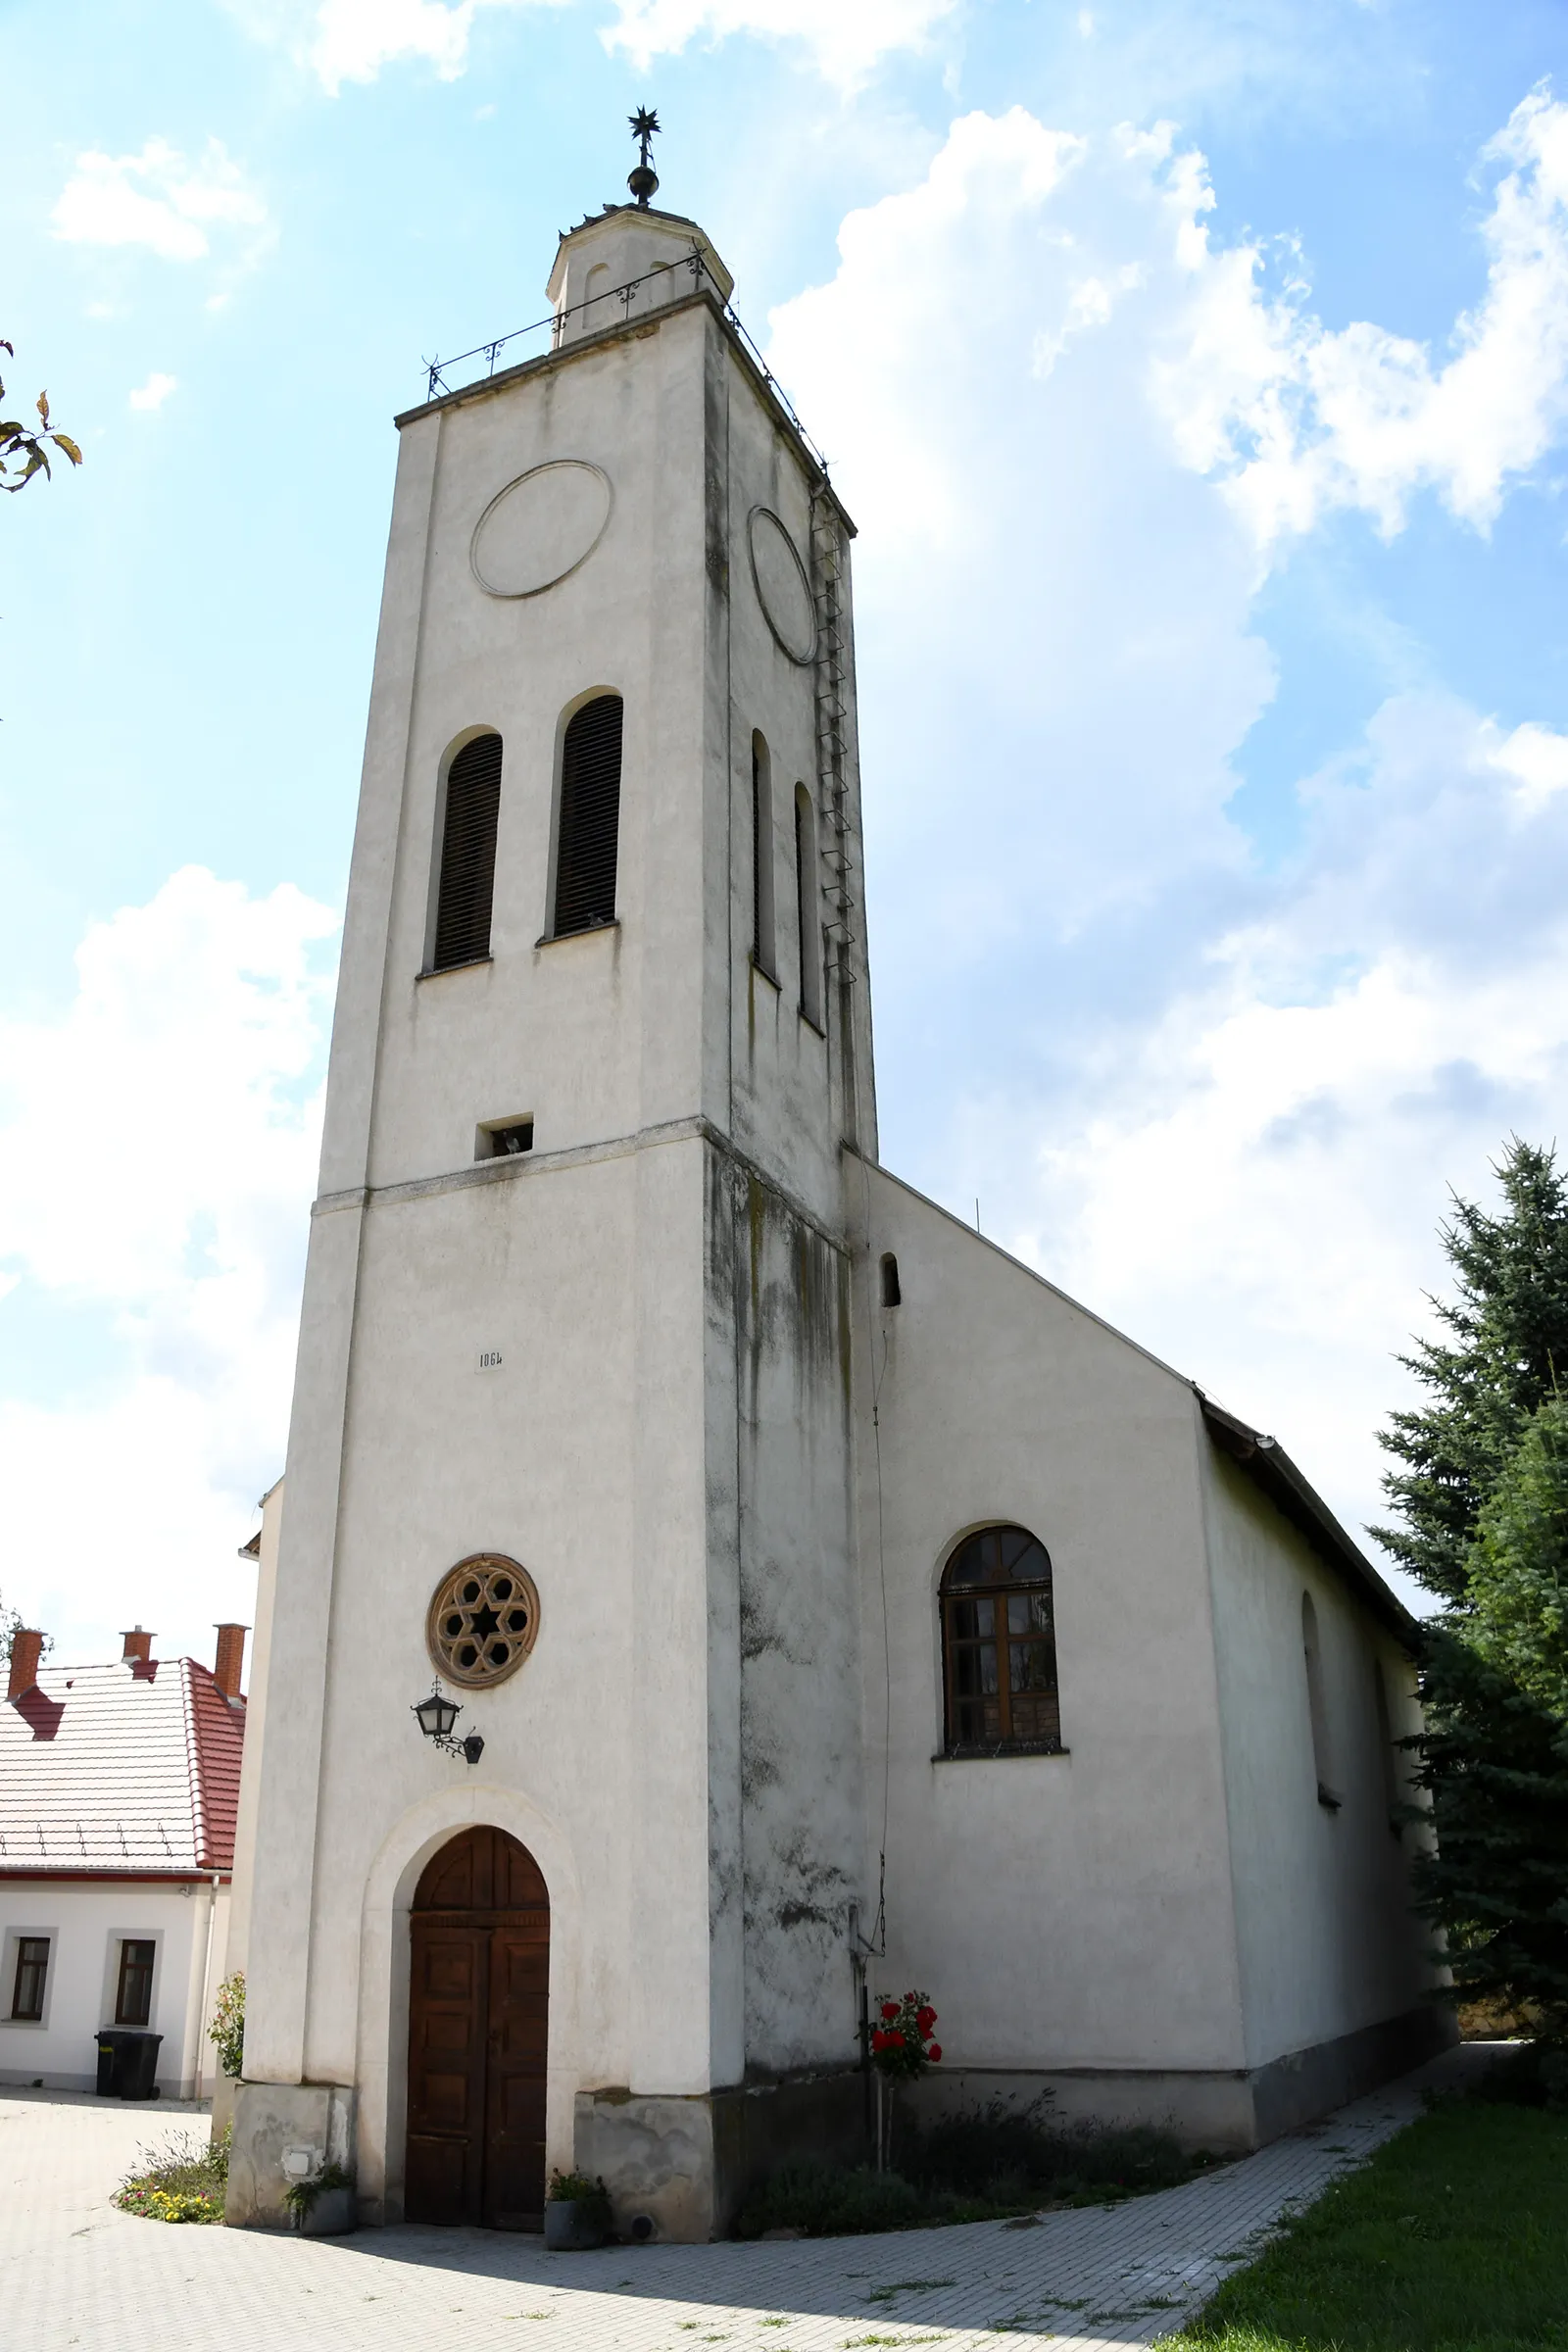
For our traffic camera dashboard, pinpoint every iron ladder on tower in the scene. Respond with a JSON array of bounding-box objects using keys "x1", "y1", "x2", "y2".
[{"x1": 810, "y1": 489, "x2": 856, "y2": 990}]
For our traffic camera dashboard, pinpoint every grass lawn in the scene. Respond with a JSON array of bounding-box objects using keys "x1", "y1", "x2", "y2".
[{"x1": 1169, "y1": 2096, "x2": 1568, "y2": 2352}]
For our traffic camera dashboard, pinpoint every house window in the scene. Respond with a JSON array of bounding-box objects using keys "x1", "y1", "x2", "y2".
[
  {"x1": 752, "y1": 731, "x2": 776, "y2": 976},
  {"x1": 430, "y1": 732, "x2": 504, "y2": 971},
  {"x1": 553, "y1": 694, "x2": 623, "y2": 936},
  {"x1": 1302, "y1": 1592, "x2": 1340, "y2": 1809},
  {"x1": 11, "y1": 1936, "x2": 49, "y2": 2022},
  {"x1": 115, "y1": 1939, "x2": 156, "y2": 2027},
  {"x1": 880, "y1": 1252, "x2": 902, "y2": 1308},
  {"x1": 794, "y1": 783, "x2": 822, "y2": 1027},
  {"x1": 941, "y1": 1524, "x2": 1060, "y2": 1754}
]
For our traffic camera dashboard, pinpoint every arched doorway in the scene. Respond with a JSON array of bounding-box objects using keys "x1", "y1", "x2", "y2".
[{"x1": 406, "y1": 1825, "x2": 550, "y2": 2228}]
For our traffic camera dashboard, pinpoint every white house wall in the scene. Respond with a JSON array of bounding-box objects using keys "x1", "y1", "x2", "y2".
[
  {"x1": 0, "y1": 1880, "x2": 226, "y2": 2097},
  {"x1": 1200, "y1": 1448, "x2": 1437, "y2": 2073},
  {"x1": 851, "y1": 1164, "x2": 1249, "y2": 2111}
]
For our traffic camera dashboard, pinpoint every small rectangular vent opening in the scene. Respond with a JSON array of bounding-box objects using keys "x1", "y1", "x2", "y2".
[{"x1": 478, "y1": 1118, "x2": 534, "y2": 1160}]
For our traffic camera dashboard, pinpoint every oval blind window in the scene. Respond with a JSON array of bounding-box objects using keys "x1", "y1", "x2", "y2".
[
  {"x1": 431, "y1": 732, "x2": 503, "y2": 971},
  {"x1": 553, "y1": 694, "x2": 623, "y2": 937}
]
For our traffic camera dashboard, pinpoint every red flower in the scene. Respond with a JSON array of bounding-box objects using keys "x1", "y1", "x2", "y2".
[
  {"x1": 927, "y1": 2043, "x2": 942, "y2": 2063},
  {"x1": 870, "y1": 2029, "x2": 891, "y2": 2051},
  {"x1": 880, "y1": 2000, "x2": 899, "y2": 2021},
  {"x1": 916, "y1": 2006, "x2": 936, "y2": 2034}
]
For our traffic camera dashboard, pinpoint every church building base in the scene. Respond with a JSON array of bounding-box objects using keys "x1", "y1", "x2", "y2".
[
  {"x1": 225, "y1": 2082, "x2": 358, "y2": 2230},
  {"x1": 576, "y1": 2071, "x2": 869, "y2": 2242},
  {"x1": 908, "y1": 2004, "x2": 1457, "y2": 2155}
]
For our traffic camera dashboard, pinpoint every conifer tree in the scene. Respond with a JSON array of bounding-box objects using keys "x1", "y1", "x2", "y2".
[
  {"x1": 1376, "y1": 1141, "x2": 1568, "y2": 1603},
  {"x1": 1410, "y1": 1400, "x2": 1568, "y2": 2038}
]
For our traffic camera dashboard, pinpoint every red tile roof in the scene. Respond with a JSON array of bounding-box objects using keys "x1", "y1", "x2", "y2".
[{"x1": 0, "y1": 1654, "x2": 246, "y2": 1875}]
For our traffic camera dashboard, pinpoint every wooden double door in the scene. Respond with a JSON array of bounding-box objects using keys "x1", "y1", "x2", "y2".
[{"x1": 406, "y1": 1826, "x2": 550, "y2": 2229}]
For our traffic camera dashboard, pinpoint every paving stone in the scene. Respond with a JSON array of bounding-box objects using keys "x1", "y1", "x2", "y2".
[{"x1": 4, "y1": 2049, "x2": 1485, "y2": 2352}]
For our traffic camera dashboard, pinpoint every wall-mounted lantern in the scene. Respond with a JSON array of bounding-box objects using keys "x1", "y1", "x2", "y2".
[{"x1": 412, "y1": 1680, "x2": 484, "y2": 1765}]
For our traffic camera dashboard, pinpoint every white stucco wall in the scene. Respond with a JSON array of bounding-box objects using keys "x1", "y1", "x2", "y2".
[
  {"x1": 851, "y1": 1164, "x2": 1248, "y2": 2084},
  {"x1": 240, "y1": 262, "x2": 873, "y2": 2219},
  {"x1": 0, "y1": 1878, "x2": 226, "y2": 2096},
  {"x1": 1200, "y1": 1448, "x2": 1434, "y2": 2070}
]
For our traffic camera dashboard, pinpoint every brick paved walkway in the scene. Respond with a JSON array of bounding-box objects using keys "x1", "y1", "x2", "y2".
[{"x1": 5, "y1": 2048, "x2": 1484, "y2": 2352}]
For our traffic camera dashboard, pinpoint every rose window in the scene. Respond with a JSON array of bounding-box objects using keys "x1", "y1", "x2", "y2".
[{"x1": 426, "y1": 1555, "x2": 540, "y2": 1690}]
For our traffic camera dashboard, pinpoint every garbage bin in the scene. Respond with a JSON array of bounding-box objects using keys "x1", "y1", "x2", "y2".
[{"x1": 95, "y1": 2029, "x2": 162, "y2": 2099}]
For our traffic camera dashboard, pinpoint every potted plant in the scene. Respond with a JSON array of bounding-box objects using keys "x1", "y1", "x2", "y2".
[
  {"x1": 869, "y1": 1989, "x2": 942, "y2": 2171},
  {"x1": 544, "y1": 2168, "x2": 612, "y2": 2250},
  {"x1": 282, "y1": 2159, "x2": 356, "y2": 2236}
]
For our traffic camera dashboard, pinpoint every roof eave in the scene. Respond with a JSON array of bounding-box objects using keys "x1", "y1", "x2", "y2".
[{"x1": 1198, "y1": 1393, "x2": 1419, "y2": 1646}]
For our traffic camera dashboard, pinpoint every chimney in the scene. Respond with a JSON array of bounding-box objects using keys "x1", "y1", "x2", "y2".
[
  {"x1": 121, "y1": 1627, "x2": 153, "y2": 1665},
  {"x1": 8, "y1": 1629, "x2": 44, "y2": 1700},
  {"x1": 213, "y1": 1623, "x2": 248, "y2": 1701}
]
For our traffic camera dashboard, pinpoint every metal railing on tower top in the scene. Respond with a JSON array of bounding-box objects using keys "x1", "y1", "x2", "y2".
[{"x1": 419, "y1": 244, "x2": 833, "y2": 481}]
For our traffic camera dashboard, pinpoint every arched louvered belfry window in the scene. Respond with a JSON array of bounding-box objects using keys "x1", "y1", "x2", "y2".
[
  {"x1": 940, "y1": 1524, "x2": 1060, "y2": 1755},
  {"x1": 553, "y1": 693, "x2": 623, "y2": 937},
  {"x1": 430, "y1": 732, "x2": 504, "y2": 971}
]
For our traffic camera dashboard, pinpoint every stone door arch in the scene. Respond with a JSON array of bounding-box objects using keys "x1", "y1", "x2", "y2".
[{"x1": 406, "y1": 1824, "x2": 550, "y2": 2227}]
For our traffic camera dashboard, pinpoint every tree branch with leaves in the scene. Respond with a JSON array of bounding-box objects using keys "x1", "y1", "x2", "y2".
[{"x1": 1, "y1": 341, "x2": 82, "y2": 493}]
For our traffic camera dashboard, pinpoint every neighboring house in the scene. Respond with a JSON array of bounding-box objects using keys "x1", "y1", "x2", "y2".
[
  {"x1": 0, "y1": 1623, "x2": 247, "y2": 2098},
  {"x1": 226, "y1": 177, "x2": 1446, "y2": 2242}
]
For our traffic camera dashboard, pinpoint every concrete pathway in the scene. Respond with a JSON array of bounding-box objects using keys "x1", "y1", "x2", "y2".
[{"x1": 4, "y1": 2049, "x2": 1485, "y2": 2352}]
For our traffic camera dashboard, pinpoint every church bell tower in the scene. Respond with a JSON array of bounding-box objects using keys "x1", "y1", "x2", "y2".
[{"x1": 228, "y1": 136, "x2": 877, "y2": 2241}]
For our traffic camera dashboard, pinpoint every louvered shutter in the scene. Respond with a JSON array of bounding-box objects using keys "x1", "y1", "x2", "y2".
[
  {"x1": 553, "y1": 695, "x2": 623, "y2": 936},
  {"x1": 432, "y1": 733, "x2": 503, "y2": 970}
]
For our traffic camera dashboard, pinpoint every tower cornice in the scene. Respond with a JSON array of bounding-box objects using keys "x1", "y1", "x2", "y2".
[{"x1": 393, "y1": 287, "x2": 857, "y2": 541}]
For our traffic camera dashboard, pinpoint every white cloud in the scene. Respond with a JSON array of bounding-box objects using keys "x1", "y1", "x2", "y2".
[
  {"x1": 764, "y1": 102, "x2": 1568, "y2": 1588},
  {"x1": 128, "y1": 371, "x2": 178, "y2": 412},
  {"x1": 602, "y1": 0, "x2": 959, "y2": 87},
  {"x1": 53, "y1": 139, "x2": 269, "y2": 267},
  {"x1": 237, "y1": 0, "x2": 566, "y2": 92},
  {"x1": 0, "y1": 868, "x2": 337, "y2": 1663},
  {"x1": 1154, "y1": 85, "x2": 1568, "y2": 546}
]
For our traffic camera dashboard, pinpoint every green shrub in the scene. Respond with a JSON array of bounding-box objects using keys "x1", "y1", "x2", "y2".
[
  {"x1": 207, "y1": 1972, "x2": 245, "y2": 2080},
  {"x1": 734, "y1": 2160, "x2": 923, "y2": 2237},
  {"x1": 909, "y1": 2102, "x2": 1197, "y2": 2205},
  {"x1": 114, "y1": 2126, "x2": 229, "y2": 2225}
]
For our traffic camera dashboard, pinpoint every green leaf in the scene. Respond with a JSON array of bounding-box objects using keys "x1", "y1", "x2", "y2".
[
  {"x1": 51, "y1": 434, "x2": 82, "y2": 466},
  {"x1": 35, "y1": 390, "x2": 50, "y2": 425}
]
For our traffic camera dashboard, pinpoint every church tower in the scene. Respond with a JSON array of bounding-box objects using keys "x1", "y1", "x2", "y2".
[{"x1": 228, "y1": 150, "x2": 877, "y2": 2240}]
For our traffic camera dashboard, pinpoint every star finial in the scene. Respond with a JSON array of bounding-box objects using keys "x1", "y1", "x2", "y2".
[{"x1": 628, "y1": 107, "x2": 661, "y2": 208}]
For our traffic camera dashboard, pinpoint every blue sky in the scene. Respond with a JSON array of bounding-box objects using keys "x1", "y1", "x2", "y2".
[{"x1": 4, "y1": 0, "x2": 1568, "y2": 1665}]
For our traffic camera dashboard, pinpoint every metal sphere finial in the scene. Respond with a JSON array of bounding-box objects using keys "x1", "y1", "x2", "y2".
[{"x1": 628, "y1": 106, "x2": 661, "y2": 208}]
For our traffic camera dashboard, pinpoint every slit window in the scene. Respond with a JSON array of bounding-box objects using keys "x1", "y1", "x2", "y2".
[
  {"x1": 1302, "y1": 1592, "x2": 1339, "y2": 1808},
  {"x1": 880, "y1": 1252, "x2": 902, "y2": 1308},
  {"x1": 752, "y1": 732, "x2": 776, "y2": 975},
  {"x1": 794, "y1": 783, "x2": 822, "y2": 1027},
  {"x1": 115, "y1": 1938, "x2": 156, "y2": 2027},
  {"x1": 553, "y1": 694, "x2": 623, "y2": 936},
  {"x1": 11, "y1": 1936, "x2": 48, "y2": 2022},
  {"x1": 941, "y1": 1525, "x2": 1060, "y2": 1755},
  {"x1": 478, "y1": 1118, "x2": 534, "y2": 1159}
]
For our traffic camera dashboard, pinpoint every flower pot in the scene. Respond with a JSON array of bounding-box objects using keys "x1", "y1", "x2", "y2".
[
  {"x1": 299, "y1": 2186, "x2": 357, "y2": 2236},
  {"x1": 545, "y1": 2197, "x2": 609, "y2": 2251}
]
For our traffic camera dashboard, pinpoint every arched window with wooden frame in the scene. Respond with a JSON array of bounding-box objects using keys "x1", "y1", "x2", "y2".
[
  {"x1": 752, "y1": 730, "x2": 776, "y2": 978},
  {"x1": 794, "y1": 782, "x2": 822, "y2": 1028},
  {"x1": 941, "y1": 1524, "x2": 1060, "y2": 1755},
  {"x1": 430, "y1": 731, "x2": 504, "y2": 971},
  {"x1": 552, "y1": 692, "x2": 623, "y2": 937}
]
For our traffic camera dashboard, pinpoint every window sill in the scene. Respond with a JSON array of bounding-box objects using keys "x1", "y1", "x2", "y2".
[
  {"x1": 933, "y1": 1743, "x2": 1069, "y2": 1763},
  {"x1": 750, "y1": 956, "x2": 780, "y2": 993},
  {"x1": 417, "y1": 955, "x2": 493, "y2": 981},
  {"x1": 798, "y1": 1006, "x2": 826, "y2": 1038},
  {"x1": 1317, "y1": 1782, "x2": 1344, "y2": 1811},
  {"x1": 536, "y1": 918, "x2": 620, "y2": 948}
]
